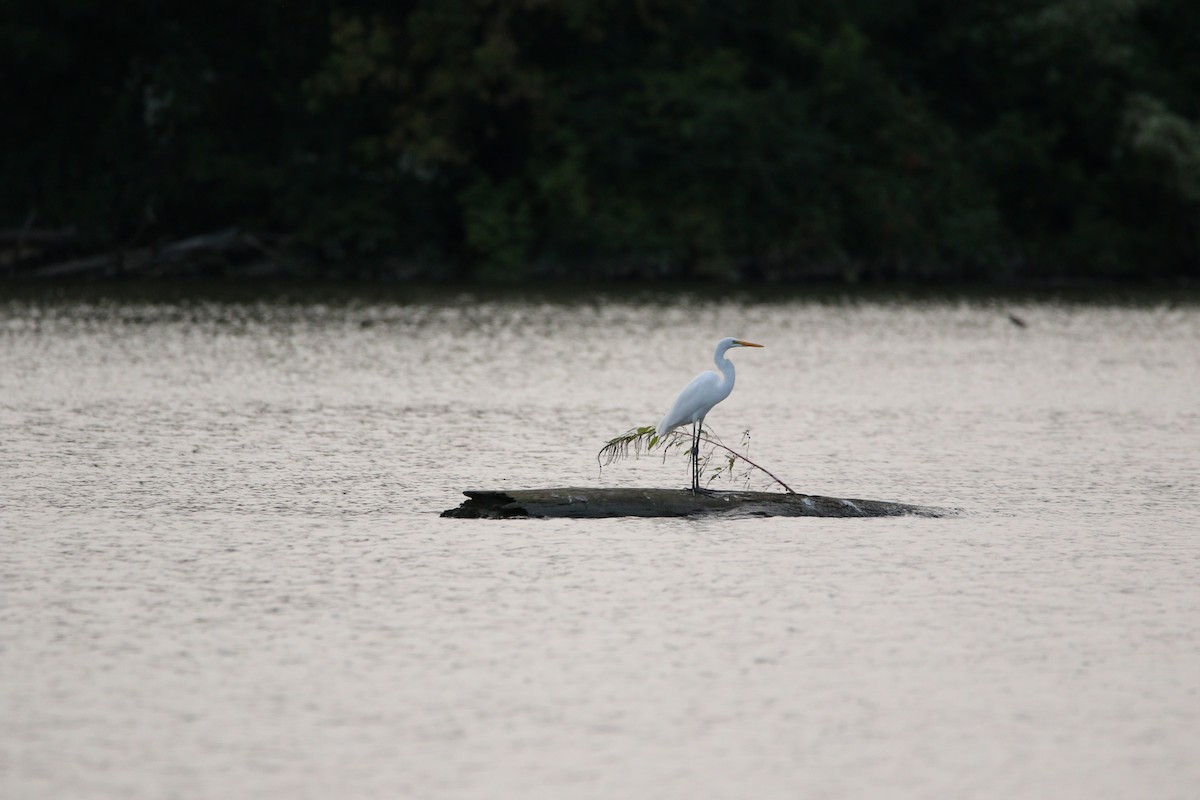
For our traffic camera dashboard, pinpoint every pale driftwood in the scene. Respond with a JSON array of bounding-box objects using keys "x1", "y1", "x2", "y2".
[
  {"x1": 0, "y1": 227, "x2": 78, "y2": 246},
  {"x1": 441, "y1": 488, "x2": 955, "y2": 519},
  {"x1": 8, "y1": 228, "x2": 273, "y2": 277},
  {"x1": 29, "y1": 253, "x2": 119, "y2": 277}
]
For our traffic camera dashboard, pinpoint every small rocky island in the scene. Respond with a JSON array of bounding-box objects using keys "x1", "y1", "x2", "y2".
[{"x1": 442, "y1": 488, "x2": 954, "y2": 519}]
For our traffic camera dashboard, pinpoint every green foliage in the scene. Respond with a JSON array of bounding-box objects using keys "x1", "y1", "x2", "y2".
[
  {"x1": 597, "y1": 426, "x2": 664, "y2": 467},
  {"x1": 3, "y1": 0, "x2": 1199, "y2": 279},
  {"x1": 459, "y1": 176, "x2": 535, "y2": 280},
  {"x1": 1124, "y1": 95, "x2": 1200, "y2": 203}
]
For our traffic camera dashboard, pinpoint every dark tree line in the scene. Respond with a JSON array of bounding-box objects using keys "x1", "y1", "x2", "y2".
[{"x1": 3, "y1": 0, "x2": 1198, "y2": 281}]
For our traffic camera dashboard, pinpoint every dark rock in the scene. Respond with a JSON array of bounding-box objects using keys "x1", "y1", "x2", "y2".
[{"x1": 442, "y1": 488, "x2": 955, "y2": 519}]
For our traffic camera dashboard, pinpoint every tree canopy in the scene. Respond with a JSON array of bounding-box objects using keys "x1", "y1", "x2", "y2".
[{"x1": 3, "y1": 0, "x2": 1198, "y2": 281}]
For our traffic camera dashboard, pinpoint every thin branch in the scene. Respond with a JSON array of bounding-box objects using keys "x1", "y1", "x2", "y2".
[
  {"x1": 597, "y1": 426, "x2": 795, "y2": 494},
  {"x1": 692, "y1": 430, "x2": 795, "y2": 494}
]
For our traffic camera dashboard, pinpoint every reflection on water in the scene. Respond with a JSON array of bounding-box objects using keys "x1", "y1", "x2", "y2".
[{"x1": 2, "y1": 284, "x2": 1198, "y2": 799}]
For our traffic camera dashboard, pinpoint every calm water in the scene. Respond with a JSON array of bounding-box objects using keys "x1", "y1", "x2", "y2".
[{"x1": 2, "y1": 285, "x2": 1198, "y2": 799}]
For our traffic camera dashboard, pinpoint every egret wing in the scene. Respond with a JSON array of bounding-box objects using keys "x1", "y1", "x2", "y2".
[{"x1": 657, "y1": 370, "x2": 723, "y2": 437}]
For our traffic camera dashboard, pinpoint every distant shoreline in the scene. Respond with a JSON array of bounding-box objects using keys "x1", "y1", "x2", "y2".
[{"x1": 4, "y1": 228, "x2": 1197, "y2": 288}]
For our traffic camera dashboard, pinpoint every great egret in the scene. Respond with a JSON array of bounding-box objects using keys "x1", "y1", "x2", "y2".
[{"x1": 656, "y1": 337, "x2": 764, "y2": 493}]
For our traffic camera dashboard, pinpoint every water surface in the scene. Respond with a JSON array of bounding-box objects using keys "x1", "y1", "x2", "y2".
[{"x1": 2, "y1": 285, "x2": 1198, "y2": 799}]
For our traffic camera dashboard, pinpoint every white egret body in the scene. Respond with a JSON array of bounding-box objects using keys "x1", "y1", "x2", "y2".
[{"x1": 656, "y1": 337, "x2": 763, "y2": 492}]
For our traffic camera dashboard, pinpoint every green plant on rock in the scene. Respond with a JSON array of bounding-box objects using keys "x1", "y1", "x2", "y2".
[{"x1": 598, "y1": 425, "x2": 794, "y2": 494}]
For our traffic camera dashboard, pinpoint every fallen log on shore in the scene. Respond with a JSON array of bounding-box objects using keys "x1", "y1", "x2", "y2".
[
  {"x1": 4, "y1": 228, "x2": 278, "y2": 278},
  {"x1": 442, "y1": 488, "x2": 954, "y2": 519}
]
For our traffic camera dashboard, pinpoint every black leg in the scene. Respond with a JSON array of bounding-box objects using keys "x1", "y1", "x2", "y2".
[
  {"x1": 692, "y1": 420, "x2": 714, "y2": 496},
  {"x1": 691, "y1": 422, "x2": 700, "y2": 491},
  {"x1": 690, "y1": 422, "x2": 695, "y2": 491},
  {"x1": 693, "y1": 421, "x2": 706, "y2": 493}
]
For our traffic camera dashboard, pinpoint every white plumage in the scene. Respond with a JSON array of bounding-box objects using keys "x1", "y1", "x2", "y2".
[{"x1": 656, "y1": 337, "x2": 763, "y2": 492}]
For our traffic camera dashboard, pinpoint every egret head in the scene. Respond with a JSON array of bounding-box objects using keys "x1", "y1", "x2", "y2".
[
  {"x1": 719, "y1": 337, "x2": 763, "y2": 350},
  {"x1": 714, "y1": 337, "x2": 764, "y2": 358}
]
